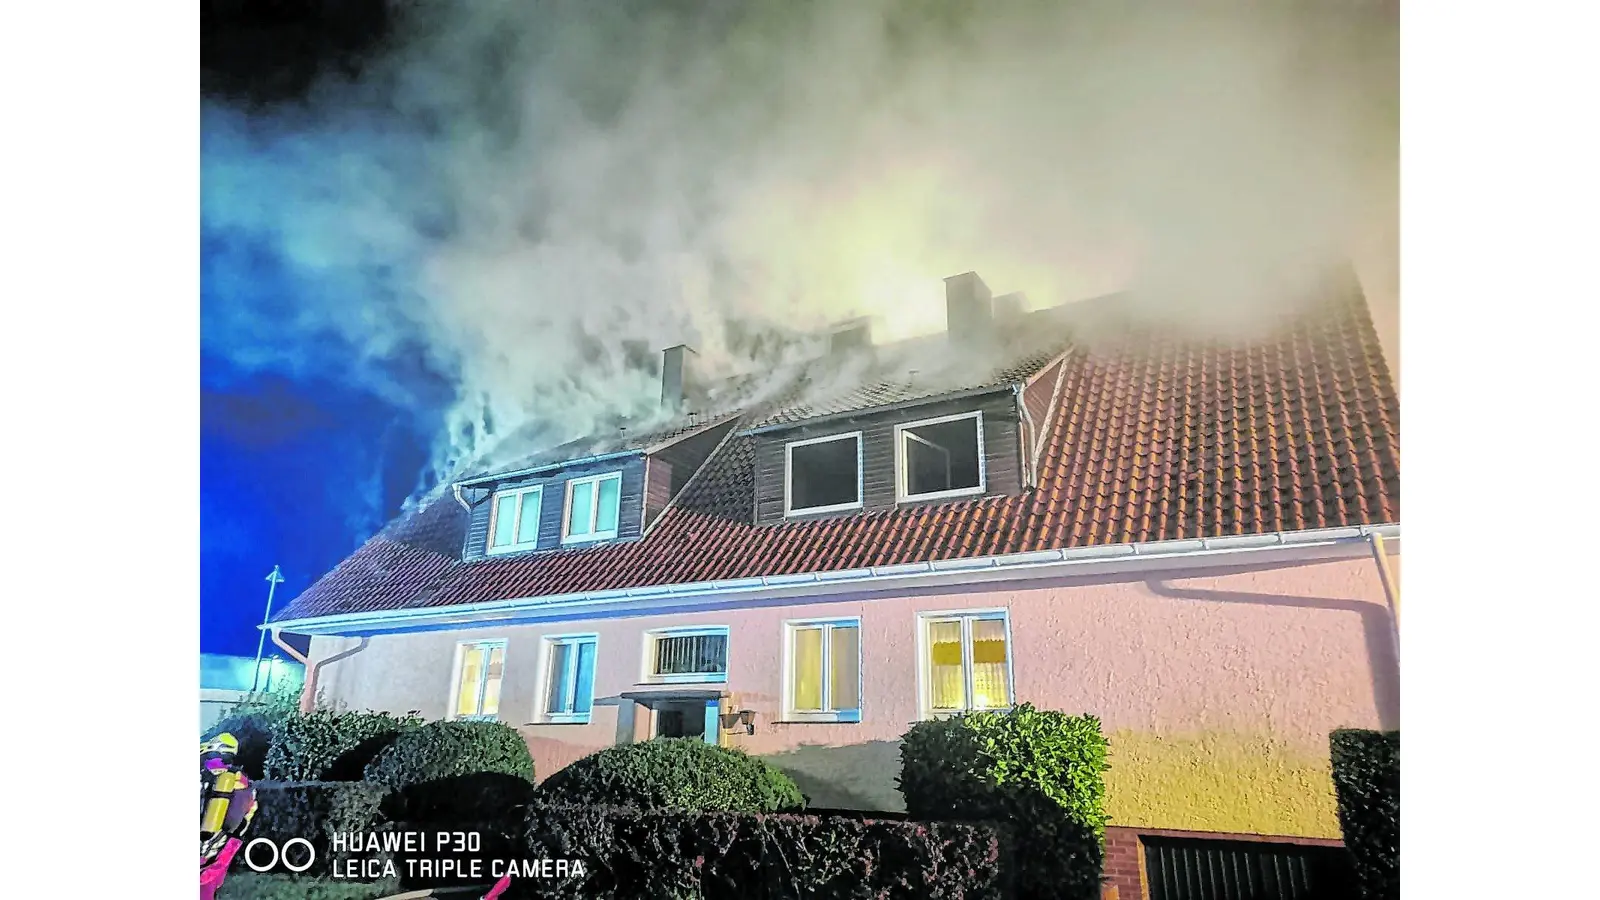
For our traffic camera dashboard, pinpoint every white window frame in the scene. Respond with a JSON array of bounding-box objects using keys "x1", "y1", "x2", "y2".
[
  {"x1": 784, "y1": 431, "x2": 864, "y2": 517},
  {"x1": 914, "y1": 609, "x2": 1015, "y2": 719},
  {"x1": 538, "y1": 633, "x2": 599, "y2": 724},
  {"x1": 895, "y1": 411, "x2": 987, "y2": 503},
  {"x1": 781, "y1": 617, "x2": 863, "y2": 723},
  {"x1": 448, "y1": 639, "x2": 507, "y2": 722},
  {"x1": 641, "y1": 625, "x2": 730, "y2": 684},
  {"x1": 486, "y1": 485, "x2": 543, "y2": 554},
  {"x1": 562, "y1": 471, "x2": 624, "y2": 544}
]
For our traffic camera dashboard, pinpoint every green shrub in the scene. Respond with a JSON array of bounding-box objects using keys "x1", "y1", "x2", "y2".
[
  {"x1": 364, "y1": 719, "x2": 537, "y2": 824},
  {"x1": 206, "y1": 682, "x2": 303, "y2": 780},
  {"x1": 217, "y1": 873, "x2": 399, "y2": 900},
  {"x1": 509, "y1": 802, "x2": 1006, "y2": 899},
  {"x1": 265, "y1": 710, "x2": 423, "y2": 781},
  {"x1": 1331, "y1": 729, "x2": 1399, "y2": 900},
  {"x1": 535, "y1": 738, "x2": 804, "y2": 813},
  {"x1": 247, "y1": 781, "x2": 393, "y2": 877},
  {"x1": 899, "y1": 703, "x2": 1108, "y2": 900}
]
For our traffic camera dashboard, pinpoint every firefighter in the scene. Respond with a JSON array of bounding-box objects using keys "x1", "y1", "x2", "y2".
[{"x1": 201, "y1": 733, "x2": 258, "y2": 900}]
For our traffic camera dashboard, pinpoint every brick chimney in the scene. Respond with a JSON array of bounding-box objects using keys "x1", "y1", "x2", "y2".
[
  {"x1": 945, "y1": 271, "x2": 995, "y2": 347},
  {"x1": 660, "y1": 344, "x2": 699, "y2": 410}
]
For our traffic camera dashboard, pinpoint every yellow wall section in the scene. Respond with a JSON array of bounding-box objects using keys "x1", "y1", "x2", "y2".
[{"x1": 1105, "y1": 731, "x2": 1341, "y2": 838}]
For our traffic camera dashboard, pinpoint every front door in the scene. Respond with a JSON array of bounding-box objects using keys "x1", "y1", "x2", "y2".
[{"x1": 653, "y1": 700, "x2": 716, "y2": 743}]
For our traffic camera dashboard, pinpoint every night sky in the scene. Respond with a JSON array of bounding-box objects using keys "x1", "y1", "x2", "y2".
[{"x1": 201, "y1": 0, "x2": 429, "y2": 656}]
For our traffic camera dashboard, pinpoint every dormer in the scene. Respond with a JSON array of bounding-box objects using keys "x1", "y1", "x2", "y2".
[
  {"x1": 740, "y1": 272, "x2": 1071, "y2": 527},
  {"x1": 454, "y1": 345, "x2": 738, "y2": 561}
]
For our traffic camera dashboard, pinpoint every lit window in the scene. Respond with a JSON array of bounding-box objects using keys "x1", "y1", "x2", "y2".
[
  {"x1": 453, "y1": 641, "x2": 506, "y2": 720},
  {"x1": 785, "y1": 432, "x2": 863, "y2": 516},
  {"x1": 564, "y1": 472, "x2": 622, "y2": 543},
  {"x1": 542, "y1": 635, "x2": 598, "y2": 724},
  {"x1": 488, "y1": 485, "x2": 543, "y2": 554},
  {"x1": 921, "y1": 612, "x2": 1012, "y2": 715},
  {"x1": 646, "y1": 627, "x2": 728, "y2": 683},
  {"x1": 897, "y1": 412, "x2": 985, "y2": 502},
  {"x1": 786, "y1": 619, "x2": 861, "y2": 722}
]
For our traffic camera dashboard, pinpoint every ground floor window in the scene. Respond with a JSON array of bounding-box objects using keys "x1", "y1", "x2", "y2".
[
  {"x1": 645, "y1": 627, "x2": 729, "y2": 683},
  {"x1": 920, "y1": 611, "x2": 1012, "y2": 715},
  {"x1": 785, "y1": 618, "x2": 862, "y2": 722},
  {"x1": 453, "y1": 640, "x2": 505, "y2": 720},
  {"x1": 542, "y1": 635, "x2": 597, "y2": 723}
]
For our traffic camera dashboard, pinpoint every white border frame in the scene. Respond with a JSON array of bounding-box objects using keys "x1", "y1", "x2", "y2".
[
  {"x1": 562, "y1": 471, "x2": 624, "y2": 545},
  {"x1": 640, "y1": 625, "x2": 730, "y2": 684},
  {"x1": 784, "y1": 431, "x2": 865, "y2": 517},
  {"x1": 447, "y1": 638, "x2": 508, "y2": 721},
  {"x1": 535, "y1": 632, "x2": 599, "y2": 725},
  {"x1": 913, "y1": 608, "x2": 1015, "y2": 719},
  {"x1": 780, "y1": 616, "x2": 864, "y2": 723},
  {"x1": 486, "y1": 484, "x2": 544, "y2": 555},
  {"x1": 895, "y1": 410, "x2": 987, "y2": 504}
]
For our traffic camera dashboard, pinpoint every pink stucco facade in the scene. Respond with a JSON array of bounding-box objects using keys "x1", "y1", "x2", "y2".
[{"x1": 308, "y1": 549, "x2": 1398, "y2": 836}]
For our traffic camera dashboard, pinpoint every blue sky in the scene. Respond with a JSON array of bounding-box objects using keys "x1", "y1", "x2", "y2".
[{"x1": 199, "y1": 243, "x2": 437, "y2": 657}]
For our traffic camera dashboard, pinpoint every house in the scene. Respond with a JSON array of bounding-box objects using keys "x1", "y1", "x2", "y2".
[
  {"x1": 199, "y1": 652, "x2": 304, "y2": 732},
  {"x1": 266, "y1": 269, "x2": 1399, "y2": 896}
]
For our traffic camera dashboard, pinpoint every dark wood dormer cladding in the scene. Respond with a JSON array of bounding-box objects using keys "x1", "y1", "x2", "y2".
[
  {"x1": 751, "y1": 389, "x2": 1025, "y2": 526},
  {"x1": 460, "y1": 455, "x2": 647, "y2": 562}
]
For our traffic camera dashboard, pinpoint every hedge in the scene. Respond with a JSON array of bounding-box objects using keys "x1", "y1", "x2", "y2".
[
  {"x1": 265, "y1": 710, "x2": 423, "y2": 781},
  {"x1": 216, "y1": 873, "x2": 399, "y2": 900},
  {"x1": 505, "y1": 802, "x2": 1006, "y2": 899},
  {"x1": 247, "y1": 781, "x2": 393, "y2": 877},
  {"x1": 364, "y1": 719, "x2": 537, "y2": 824},
  {"x1": 1330, "y1": 729, "x2": 1399, "y2": 900},
  {"x1": 535, "y1": 738, "x2": 804, "y2": 813},
  {"x1": 899, "y1": 704, "x2": 1109, "y2": 900}
]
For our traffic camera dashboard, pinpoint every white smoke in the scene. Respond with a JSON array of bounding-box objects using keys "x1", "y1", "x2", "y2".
[{"x1": 201, "y1": 0, "x2": 1398, "y2": 494}]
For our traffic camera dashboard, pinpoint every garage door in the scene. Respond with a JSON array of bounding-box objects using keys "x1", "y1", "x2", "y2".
[{"x1": 1142, "y1": 836, "x2": 1359, "y2": 900}]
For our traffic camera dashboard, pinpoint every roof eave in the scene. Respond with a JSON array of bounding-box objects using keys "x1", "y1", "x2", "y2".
[{"x1": 267, "y1": 522, "x2": 1400, "y2": 637}]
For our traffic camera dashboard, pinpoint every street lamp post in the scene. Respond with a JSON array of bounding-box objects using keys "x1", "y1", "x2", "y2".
[{"x1": 252, "y1": 565, "x2": 285, "y2": 693}]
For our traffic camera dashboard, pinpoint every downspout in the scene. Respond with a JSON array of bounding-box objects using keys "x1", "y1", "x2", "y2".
[
  {"x1": 1013, "y1": 383, "x2": 1036, "y2": 487},
  {"x1": 1368, "y1": 533, "x2": 1400, "y2": 660},
  {"x1": 271, "y1": 628, "x2": 371, "y2": 715},
  {"x1": 451, "y1": 483, "x2": 471, "y2": 511}
]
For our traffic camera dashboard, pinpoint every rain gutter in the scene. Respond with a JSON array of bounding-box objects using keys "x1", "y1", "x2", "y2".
[{"x1": 267, "y1": 523, "x2": 1401, "y2": 637}]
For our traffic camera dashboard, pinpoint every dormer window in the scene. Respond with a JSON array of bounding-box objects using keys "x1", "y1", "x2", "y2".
[
  {"x1": 785, "y1": 432, "x2": 863, "y2": 516},
  {"x1": 487, "y1": 485, "x2": 543, "y2": 554},
  {"x1": 563, "y1": 471, "x2": 622, "y2": 544},
  {"x1": 896, "y1": 411, "x2": 985, "y2": 503}
]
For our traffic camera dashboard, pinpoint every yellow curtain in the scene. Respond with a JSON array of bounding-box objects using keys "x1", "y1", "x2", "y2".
[
  {"x1": 928, "y1": 620, "x2": 965, "y2": 709},
  {"x1": 970, "y1": 620, "x2": 1009, "y2": 708},
  {"x1": 830, "y1": 625, "x2": 860, "y2": 711},
  {"x1": 456, "y1": 646, "x2": 485, "y2": 716},
  {"x1": 792, "y1": 628, "x2": 823, "y2": 710},
  {"x1": 481, "y1": 645, "x2": 504, "y2": 716}
]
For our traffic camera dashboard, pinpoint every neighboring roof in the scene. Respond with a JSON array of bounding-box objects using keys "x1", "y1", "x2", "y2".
[
  {"x1": 200, "y1": 653, "x2": 305, "y2": 692},
  {"x1": 275, "y1": 284, "x2": 1399, "y2": 624}
]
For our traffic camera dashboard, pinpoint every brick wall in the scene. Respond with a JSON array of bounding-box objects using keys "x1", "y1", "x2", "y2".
[{"x1": 1100, "y1": 827, "x2": 1346, "y2": 900}]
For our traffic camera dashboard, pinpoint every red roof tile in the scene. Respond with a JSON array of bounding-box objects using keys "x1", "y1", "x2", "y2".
[{"x1": 275, "y1": 285, "x2": 1399, "y2": 623}]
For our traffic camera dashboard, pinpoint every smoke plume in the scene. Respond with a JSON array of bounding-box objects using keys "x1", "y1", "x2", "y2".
[{"x1": 201, "y1": 0, "x2": 1398, "y2": 496}]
